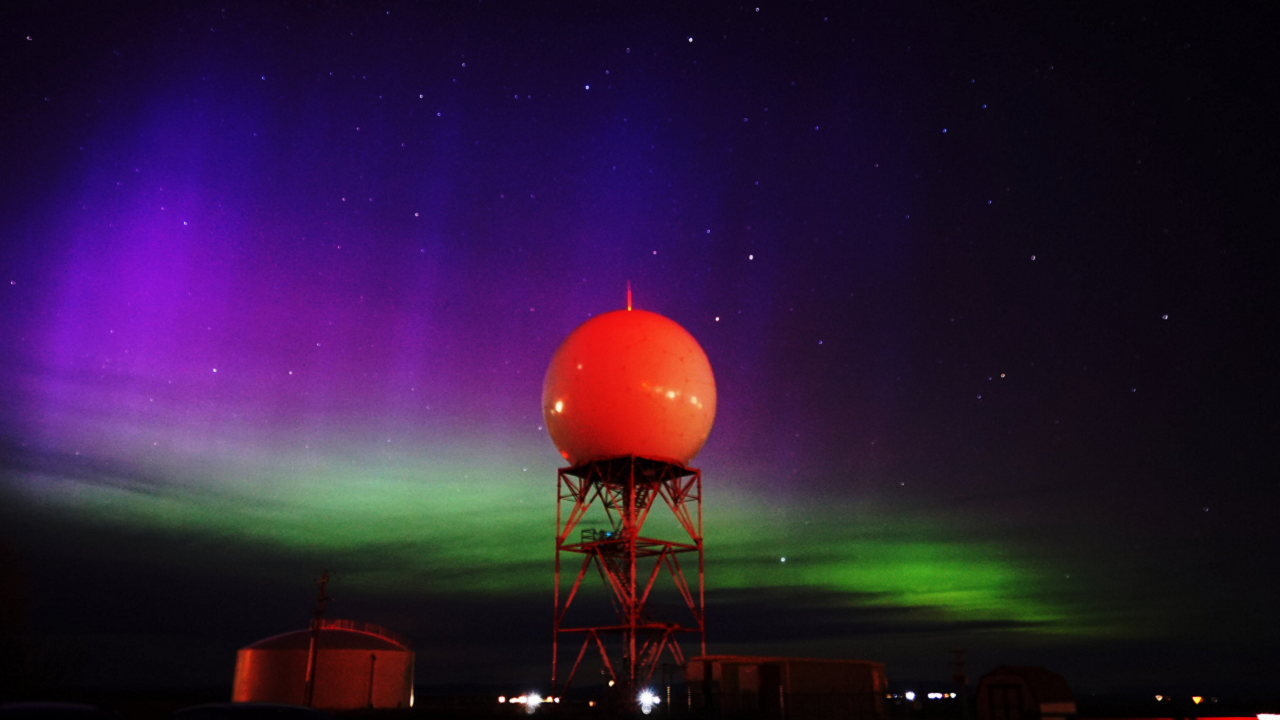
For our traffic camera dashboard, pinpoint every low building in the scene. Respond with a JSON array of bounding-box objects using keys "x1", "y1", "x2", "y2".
[
  {"x1": 976, "y1": 666, "x2": 1076, "y2": 720},
  {"x1": 683, "y1": 655, "x2": 888, "y2": 720},
  {"x1": 232, "y1": 619, "x2": 414, "y2": 710}
]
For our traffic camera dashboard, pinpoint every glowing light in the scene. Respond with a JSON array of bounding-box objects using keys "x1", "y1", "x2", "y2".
[
  {"x1": 1257, "y1": 714, "x2": 1280, "y2": 720},
  {"x1": 639, "y1": 689, "x2": 661, "y2": 715},
  {"x1": 1193, "y1": 697, "x2": 1203, "y2": 705},
  {"x1": 905, "y1": 692, "x2": 916, "y2": 701},
  {"x1": 928, "y1": 693, "x2": 944, "y2": 699},
  {"x1": 1155, "y1": 696, "x2": 1163, "y2": 701},
  {"x1": 507, "y1": 694, "x2": 544, "y2": 714},
  {"x1": 608, "y1": 680, "x2": 615, "y2": 687},
  {"x1": 589, "y1": 701, "x2": 595, "y2": 708},
  {"x1": 498, "y1": 696, "x2": 506, "y2": 703}
]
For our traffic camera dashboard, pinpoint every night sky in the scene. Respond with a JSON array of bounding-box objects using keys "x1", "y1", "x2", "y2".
[{"x1": 1, "y1": 1, "x2": 1276, "y2": 697}]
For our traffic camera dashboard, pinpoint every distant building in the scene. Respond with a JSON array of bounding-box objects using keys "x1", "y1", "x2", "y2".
[
  {"x1": 682, "y1": 655, "x2": 888, "y2": 720},
  {"x1": 976, "y1": 666, "x2": 1076, "y2": 720},
  {"x1": 232, "y1": 619, "x2": 413, "y2": 710}
]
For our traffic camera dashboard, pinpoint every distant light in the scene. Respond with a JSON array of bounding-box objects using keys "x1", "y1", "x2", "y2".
[
  {"x1": 1154, "y1": 696, "x2": 1163, "y2": 701},
  {"x1": 608, "y1": 680, "x2": 615, "y2": 687},
  {"x1": 1192, "y1": 697, "x2": 1203, "y2": 705},
  {"x1": 589, "y1": 701, "x2": 595, "y2": 708},
  {"x1": 511, "y1": 694, "x2": 543, "y2": 714},
  {"x1": 1257, "y1": 714, "x2": 1280, "y2": 720},
  {"x1": 639, "y1": 689, "x2": 661, "y2": 715},
  {"x1": 781, "y1": 557, "x2": 786, "y2": 562},
  {"x1": 906, "y1": 692, "x2": 916, "y2": 701},
  {"x1": 928, "y1": 693, "x2": 944, "y2": 699},
  {"x1": 498, "y1": 696, "x2": 506, "y2": 703},
  {"x1": 688, "y1": 37, "x2": 693, "y2": 42},
  {"x1": 585, "y1": 84, "x2": 590, "y2": 90}
]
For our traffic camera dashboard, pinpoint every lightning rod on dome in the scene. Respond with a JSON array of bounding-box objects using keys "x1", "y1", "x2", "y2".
[{"x1": 627, "y1": 281, "x2": 632, "y2": 311}]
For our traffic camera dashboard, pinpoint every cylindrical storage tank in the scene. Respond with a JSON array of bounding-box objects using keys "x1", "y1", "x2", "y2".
[{"x1": 232, "y1": 619, "x2": 414, "y2": 710}]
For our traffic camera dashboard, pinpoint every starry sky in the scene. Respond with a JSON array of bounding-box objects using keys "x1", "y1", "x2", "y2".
[{"x1": 1, "y1": 1, "x2": 1276, "y2": 696}]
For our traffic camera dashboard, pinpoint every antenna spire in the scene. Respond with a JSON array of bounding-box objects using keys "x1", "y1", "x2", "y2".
[
  {"x1": 304, "y1": 571, "x2": 331, "y2": 707},
  {"x1": 626, "y1": 281, "x2": 632, "y2": 311}
]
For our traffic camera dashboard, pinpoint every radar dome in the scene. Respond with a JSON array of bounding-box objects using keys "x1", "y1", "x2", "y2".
[{"x1": 543, "y1": 309, "x2": 716, "y2": 466}]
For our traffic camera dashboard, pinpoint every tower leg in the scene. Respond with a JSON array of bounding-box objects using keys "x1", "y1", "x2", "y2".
[{"x1": 553, "y1": 457, "x2": 704, "y2": 710}]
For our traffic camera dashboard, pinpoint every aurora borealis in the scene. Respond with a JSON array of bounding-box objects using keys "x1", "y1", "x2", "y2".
[{"x1": 1, "y1": 1, "x2": 1276, "y2": 695}]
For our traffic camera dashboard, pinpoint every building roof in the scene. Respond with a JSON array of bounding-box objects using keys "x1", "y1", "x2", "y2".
[
  {"x1": 243, "y1": 619, "x2": 411, "y2": 652},
  {"x1": 983, "y1": 666, "x2": 1074, "y2": 703},
  {"x1": 690, "y1": 655, "x2": 884, "y2": 668}
]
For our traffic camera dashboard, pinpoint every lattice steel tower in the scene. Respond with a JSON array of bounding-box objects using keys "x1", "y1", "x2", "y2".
[
  {"x1": 541, "y1": 300, "x2": 717, "y2": 708},
  {"x1": 552, "y1": 455, "x2": 704, "y2": 699}
]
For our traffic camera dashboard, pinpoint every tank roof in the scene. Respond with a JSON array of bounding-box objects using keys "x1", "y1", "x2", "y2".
[{"x1": 243, "y1": 619, "x2": 411, "y2": 651}]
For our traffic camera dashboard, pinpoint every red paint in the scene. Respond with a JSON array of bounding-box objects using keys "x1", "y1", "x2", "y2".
[{"x1": 543, "y1": 309, "x2": 716, "y2": 466}]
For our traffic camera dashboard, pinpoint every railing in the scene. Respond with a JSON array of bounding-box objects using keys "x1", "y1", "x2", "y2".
[
  {"x1": 581, "y1": 527, "x2": 621, "y2": 542},
  {"x1": 318, "y1": 618, "x2": 412, "y2": 649}
]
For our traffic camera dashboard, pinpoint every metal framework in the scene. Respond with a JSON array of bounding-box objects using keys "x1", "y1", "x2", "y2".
[{"x1": 552, "y1": 455, "x2": 705, "y2": 704}]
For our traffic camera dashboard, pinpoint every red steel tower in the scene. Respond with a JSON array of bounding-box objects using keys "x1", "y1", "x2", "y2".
[
  {"x1": 552, "y1": 455, "x2": 704, "y2": 697},
  {"x1": 542, "y1": 303, "x2": 717, "y2": 706}
]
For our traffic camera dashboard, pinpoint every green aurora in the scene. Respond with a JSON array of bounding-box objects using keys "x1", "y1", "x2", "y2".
[{"x1": 3, "y1": 436, "x2": 1115, "y2": 642}]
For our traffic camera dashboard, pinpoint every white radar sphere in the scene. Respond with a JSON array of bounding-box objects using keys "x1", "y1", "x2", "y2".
[{"x1": 542, "y1": 309, "x2": 717, "y2": 466}]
